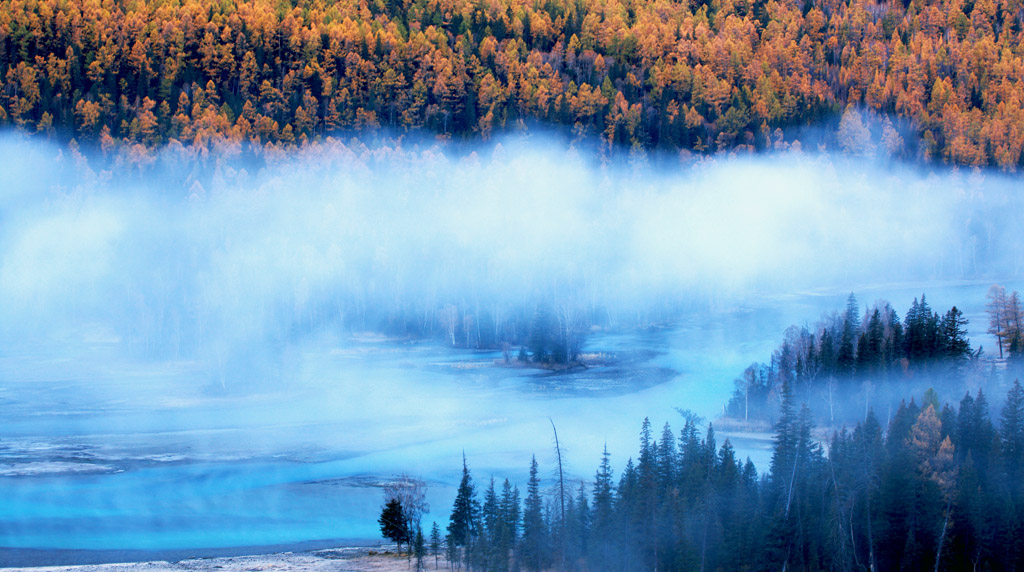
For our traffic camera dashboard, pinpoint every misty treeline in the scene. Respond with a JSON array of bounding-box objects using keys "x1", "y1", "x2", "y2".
[
  {"x1": 725, "y1": 291, "x2": 994, "y2": 426},
  {"x1": 394, "y1": 301, "x2": 590, "y2": 364},
  {"x1": 8, "y1": 136, "x2": 1024, "y2": 380},
  {"x1": 398, "y1": 380, "x2": 1024, "y2": 571}
]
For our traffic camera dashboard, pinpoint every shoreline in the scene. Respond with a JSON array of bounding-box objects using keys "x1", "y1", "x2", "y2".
[{"x1": 0, "y1": 539, "x2": 388, "y2": 569}]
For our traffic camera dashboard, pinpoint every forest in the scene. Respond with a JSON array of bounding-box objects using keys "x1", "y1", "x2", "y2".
[
  {"x1": 722, "y1": 289, "x2": 1021, "y2": 426},
  {"x1": 2, "y1": 0, "x2": 1024, "y2": 167},
  {"x1": 385, "y1": 379, "x2": 1024, "y2": 571},
  {"x1": 367, "y1": 287, "x2": 1024, "y2": 572}
]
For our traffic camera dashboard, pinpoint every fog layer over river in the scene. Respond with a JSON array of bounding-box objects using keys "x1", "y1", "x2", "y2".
[{"x1": 1, "y1": 135, "x2": 1023, "y2": 558}]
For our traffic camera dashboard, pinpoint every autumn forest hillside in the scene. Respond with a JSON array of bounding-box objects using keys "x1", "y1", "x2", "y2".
[{"x1": 1, "y1": 0, "x2": 1023, "y2": 166}]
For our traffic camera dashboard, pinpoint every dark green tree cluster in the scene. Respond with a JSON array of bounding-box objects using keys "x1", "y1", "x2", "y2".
[
  {"x1": 526, "y1": 304, "x2": 584, "y2": 366},
  {"x1": 379, "y1": 497, "x2": 411, "y2": 551},
  {"x1": 443, "y1": 379, "x2": 1024, "y2": 571},
  {"x1": 445, "y1": 417, "x2": 761, "y2": 571},
  {"x1": 378, "y1": 474, "x2": 431, "y2": 559},
  {"x1": 727, "y1": 293, "x2": 978, "y2": 425},
  {"x1": 407, "y1": 300, "x2": 594, "y2": 364}
]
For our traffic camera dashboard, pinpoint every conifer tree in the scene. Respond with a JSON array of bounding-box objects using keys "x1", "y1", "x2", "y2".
[
  {"x1": 940, "y1": 307, "x2": 971, "y2": 364},
  {"x1": 528, "y1": 305, "x2": 555, "y2": 364},
  {"x1": 837, "y1": 326, "x2": 856, "y2": 378},
  {"x1": 574, "y1": 480, "x2": 590, "y2": 559},
  {"x1": 448, "y1": 455, "x2": 479, "y2": 567},
  {"x1": 429, "y1": 522, "x2": 442, "y2": 569},
  {"x1": 482, "y1": 477, "x2": 501, "y2": 570},
  {"x1": 498, "y1": 478, "x2": 519, "y2": 568},
  {"x1": 592, "y1": 444, "x2": 615, "y2": 527},
  {"x1": 1002, "y1": 380, "x2": 1024, "y2": 486},
  {"x1": 380, "y1": 498, "x2": 410, "y2": 552},
  {"x1": 520, "y1": 455, "x2": 546, "y2": 572},
  {"x1": 414, "y1": 525, "x2": 427, "y2": 571},
  {"x1": 845, "y1": 293, "x2": 861, "y2": 332}
]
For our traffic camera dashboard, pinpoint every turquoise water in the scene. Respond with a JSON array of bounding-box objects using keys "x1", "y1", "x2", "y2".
[{"x1": 0, "y1": 282, "x2": 1013, "y2": 555}]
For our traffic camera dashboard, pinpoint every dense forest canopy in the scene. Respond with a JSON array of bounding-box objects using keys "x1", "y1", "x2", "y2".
[
  {"x1": 1, "y1": 0, "x2": 1024, "y2": 166},
  {"x1": 411, "y1": 380, "x2": 1024, "y2": 572},
  {"x1": 723, "y1": 288, "x2": 1024, "y2": 429},
  {"x1": 373, "y1": 291, "x2": 1024, "y2": 572}
]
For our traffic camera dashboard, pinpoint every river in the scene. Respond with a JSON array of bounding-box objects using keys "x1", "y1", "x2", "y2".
[{"x1": 1, "y1": 280, "x2": 1016, "y2": 563}]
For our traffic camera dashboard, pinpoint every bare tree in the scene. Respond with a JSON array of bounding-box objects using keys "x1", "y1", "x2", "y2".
[
  {"x1": 439, "y1": 304, "x2": 458, "y2": 346},
  {"x1": 549, "y1": 418, "x2": 566, "y2": 523},
  {"x1": 463, "y1": 312, "x2": 474, "y2": 348},
  {"x1": 384, "y1": 474, "x2": 430, "y2": 532},
  {"x1": 987, "y1": 284, "x2": 1009, "y2": 358},
  {"x1": 550, "y1": 418, "x2": 567, "y2": 571},
  {"x1": 556, "y1": 303, "x2": 584, "y2": 363},
  {"x1": 820, "y1": 375, "x2": 837, "y2": 426}
]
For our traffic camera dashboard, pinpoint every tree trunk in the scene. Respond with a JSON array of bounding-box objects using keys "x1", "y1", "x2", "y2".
[
  {"x1": 550, "y1": 418, "x2": 566, "y2": 523},
  {"x1": 934, "y1": 502, "x2": 951, "y2": 572}
]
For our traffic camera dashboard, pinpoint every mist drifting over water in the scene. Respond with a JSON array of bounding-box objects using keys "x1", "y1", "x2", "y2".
[
  {"x1": 3, "y1": 132, "x2": 1024, "y2": 556},
  {"x1": 0, "y1": 133, "x2": 1018, "y2": 369}
]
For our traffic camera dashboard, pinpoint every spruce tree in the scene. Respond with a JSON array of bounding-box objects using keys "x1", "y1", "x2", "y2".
[
  {"x1": 503, "y1": 479, "x2": 521, "y2": 554},
  {"x1": 590, "y1": 443, "x2": 615, "y2": 570},
  {"x1": 845, "y1": 292, "x2": 861, "y2": 332},
  {"x1": 574, "y1": 480, "x2": 590, "y2": 558},
  {"x1": 905, "y1": 298, "x2": 921, "y2": 362},
  {"x1": 770, "y1": 378, "x2": 799, "y2": 491},
  {"x1": 529, "y1": 305, "x2": 555, "y2": 363},
  {"x1": 657, "y1": 422, "x2": 676, "y2": 491},
  {"x1": 615, "y1": 457, "x2": 640, "y2": 569},
  {"x1": 379, "y1": 498, "x2": 409, "y2": 552},
  {"x1": 864, "y1": 308, "x2": 886, "y2": 375},
  {"x1": 1002, "y1": 380, "x2": 1024, "y2": 486},
  {"x1": 819, "y1": 328, "x2": 836, "y2": 378},
  {"x1": 592, "y1": 444, "x2": 615, "y2": 526},
  {"x1": 482, "y1": 477, "x2": 500, "y2": 569},
  {"x1": 940, "y1": 306, "x2": 971, "y2": 363},
  {"x1": 429, "y1": 522, "x2": 442, "y2": 569},
  {"x1": 520, "y1": 455, "x2": 546, "y2": 572},
  {"x1": 837, "y1": 326, "x2": 856, "y2": 378},
  {"x1": 448, "y1": 455, "x2": 479, "y2": 565},
  {"x1": 414, "y1": 525, "x2": 426, "y2": 571}
]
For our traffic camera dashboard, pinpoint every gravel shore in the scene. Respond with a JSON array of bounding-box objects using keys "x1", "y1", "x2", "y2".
[{"x1": 0, "y1": 547, "x2": 446, "y2": 572}]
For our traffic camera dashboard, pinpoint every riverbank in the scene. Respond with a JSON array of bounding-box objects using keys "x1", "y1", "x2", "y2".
[{"x1": 0, "y1": 546, "x2": 443, "y2": 572}]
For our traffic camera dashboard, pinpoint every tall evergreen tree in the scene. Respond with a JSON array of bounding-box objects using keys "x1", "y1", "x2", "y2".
[
  {"x1": 837, "y1": 325, "x2": 857, "y2": 378},
  {"x1": 448, "y1": 455, "x2": 480, "y2": 566},
  {"x1": 819, "y1": 328, "x2": 837, "y2": 379},
  {"x1": 380, "y1": 498, "x2": 410, "y2": 552},
  {"x1": 574, "y1": 480, "x2": 590, "y2": 560},
  {"x1": 1000, "y1": 380, "x2": 1024, "y2": 566},
  {"x1": 482, "y1": 477, "x2": 502, "y2": 570},
  {"x1": 429, "y1": 522, "x2": 442, "y2": 569},
  {"x1": 940, "y1": 306, "x2": 971, "y2": 364},
  {"x1": 528, "y1": 304, "x2": 556, "y2": 364},
  {"x1": 864, "y1": 308, "x2": 886, "y2": 375},
  {"x1": 520, "y1": 455, "x2": 547, "y2": 572},
  {"x1": 592, "y1": 444, "x2": 615, "y2": 527},
  {"x1": 615, "y1": 457, "x2": 640, "y2": 570},
  {"x1": 498, "y1": 478, "x2": 520, "y2": 567},
  {"x1": 414, "y1": 525, "x2": 427, "y2": 571},
  {"x1": 588, "y1": 443, "x2": 615, "y2": 570},
  {"x1": 844, "y1": 293, "x2": 861, "y2": 333},
  {"x1": 1002, "y1": 380, "x2": 1024, "y2": 486},
  {"x1": 952, "y1": 390, "x2": 994, "y2": 481}
]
